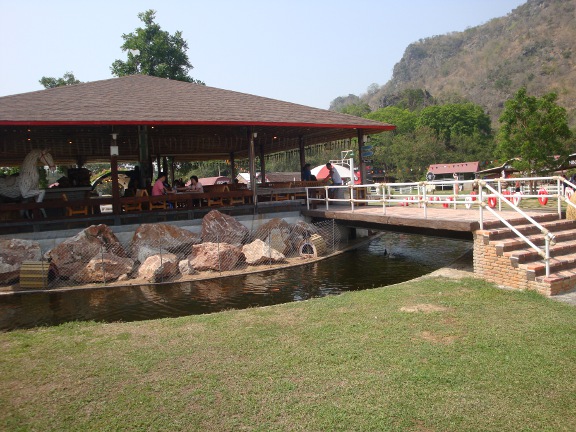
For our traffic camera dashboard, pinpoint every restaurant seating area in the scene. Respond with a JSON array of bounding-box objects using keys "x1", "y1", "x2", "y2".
[{"x1": 0, "y1": 179, "x2": 336, "y2": 234}]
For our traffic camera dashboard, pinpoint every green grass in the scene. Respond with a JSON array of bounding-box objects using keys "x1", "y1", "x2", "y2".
[{"x1": 1, "y1": 277, "x2": 575, "y2": 431}]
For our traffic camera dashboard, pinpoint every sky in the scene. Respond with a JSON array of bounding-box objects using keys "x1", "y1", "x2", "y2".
[{"x1": 0, "y1": 0, "x2": 527, "y2": 110}]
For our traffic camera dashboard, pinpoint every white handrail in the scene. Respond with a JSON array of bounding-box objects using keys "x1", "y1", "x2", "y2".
[{"x1": 479, "y1": 180, "x2": 555, "y2": 276}]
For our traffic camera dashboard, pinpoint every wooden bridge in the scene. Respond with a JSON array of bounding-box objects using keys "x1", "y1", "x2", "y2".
[{"x1": 303, "y1": 205, "x2": 576, "y2": 296}]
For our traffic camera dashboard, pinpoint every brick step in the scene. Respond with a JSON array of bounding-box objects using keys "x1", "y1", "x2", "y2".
[
  {"x1": 494, "y1": 228, "x2": 576, "y2": 254},
  {"x1": 521, "y1": 252, "x2": 576, "y2": 280},
  {"x1": 486, "y1": 219, "x2": 576, "y2": 241},
  {"x1": 536, "y1": 271, "x2": 576, "y2": 296},
  {"x1": 506, "y1": 239, "x2": 576, "y2": 266},
  {"x1": 481, "y1": 212, "x2": 559, "y2": 231}
]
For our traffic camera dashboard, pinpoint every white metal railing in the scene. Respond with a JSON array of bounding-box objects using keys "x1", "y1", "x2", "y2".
[{"x1": 305, "y1": 176, "x2": 576, "y2": 277}]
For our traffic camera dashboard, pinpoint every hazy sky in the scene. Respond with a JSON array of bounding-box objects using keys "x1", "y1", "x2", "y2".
[{"x1": 0, "y1": 0, "x2": 526, "y2": 109}]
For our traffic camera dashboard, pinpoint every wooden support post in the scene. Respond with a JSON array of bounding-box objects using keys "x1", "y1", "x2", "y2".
[
  {"x1": 138, "y1": 125, "x2": 151, "y2": 188},
  {"x1": 357, "y1": 129, "x2": 366, "y2": 185},
  {"x1": 298, "y1": 136, "x2": 305, "y2": 172},
  {"x1": 259, "y1": 143, "x2": 266, "y2": 185},
  {"x1": 111, "y1": 153, "x2": 120, "y2": 217},
  {"x1": 230, "y1": 152, "x2": 236, "y2": 182},
  {"x1": 248, "y1": 128, "x2": 257, "y2": 207}
]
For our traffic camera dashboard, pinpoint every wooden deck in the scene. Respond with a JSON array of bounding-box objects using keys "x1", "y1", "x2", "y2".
[{"x1": 302, "y1": 204, "x2": 560, "y2": 236}]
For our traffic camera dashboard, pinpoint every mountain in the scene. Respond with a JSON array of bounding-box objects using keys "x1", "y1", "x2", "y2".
[{"x1": 361, "y1": 0, "x2": 576, "y2": 126}]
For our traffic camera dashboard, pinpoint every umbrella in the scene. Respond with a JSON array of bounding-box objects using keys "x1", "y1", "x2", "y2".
[{"x1": 310, "y1": 164, "x2": 358, "y2": 184}]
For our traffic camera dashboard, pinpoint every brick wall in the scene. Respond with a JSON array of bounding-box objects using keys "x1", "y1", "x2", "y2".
[{"x1": 473, "y1": 230, "x2": 552, "y2": 295}]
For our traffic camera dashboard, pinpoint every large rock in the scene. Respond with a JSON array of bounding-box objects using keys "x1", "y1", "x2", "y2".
[
  {"x1": 72, "y1": 253, "x2": 135, "y2": 284},
  {"x1": 131, "y1": 223, "x2": 201, "y2": 262},
  {"x1": 201, "y1": 210, "x2": 250, "y2": 246},
  {"x1": 252, "y1": 219, "x2": 320, "y2": 256},
  {"x1": 251, "y1": 218, "x2": 293, "y2": 255},
  {"x1": 189, "y1": 242, "x2": 244, "y2": 272},
  {"x1": 0, "y1": 239, "x2": 42, "y2": 284},
  {"x1": 47, "y1": 225, "x2": 127, "y2": 278},
  {"x1": 242, "y1": 239, "x2": 286, "y2": 265},
  {"x1": 137, "y1": 253, "x2": 180, "y2": 282},
  {"x1": 289, "y1": 221, "x2": 321, "y2": 255},
  {"x1": 178, "y1": 258, "x2": 196, "y2": 276}
]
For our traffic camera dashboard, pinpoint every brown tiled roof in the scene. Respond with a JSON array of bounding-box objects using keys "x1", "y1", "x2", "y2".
[
  {"x1": 0, "y1": 75, "x2": 395, "y2": 165},
  {"x1": 0, "y1": 75, "x2": 393, "y2": 130}
]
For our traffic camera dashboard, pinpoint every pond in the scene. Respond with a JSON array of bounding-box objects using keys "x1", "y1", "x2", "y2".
[{"x1": 0, "y1": 231, "x2": 472, "y2": 331}]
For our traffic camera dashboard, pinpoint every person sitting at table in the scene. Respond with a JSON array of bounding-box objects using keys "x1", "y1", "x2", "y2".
[
  {"x1": 152, "y1": 172, "x2": 176, "y2": 208},
  {"x1": 301, "y1": 163, "x2": 312, "y2": 181},
  {"x1": 152, "y1": 172, "x2": 169, "y2": 196},
  {"x1": 124, "y1": 177, "x2": 137, "y2": 197},
  {"x1": 188, "y1": 175, "x2": 203, "y2": 192}
]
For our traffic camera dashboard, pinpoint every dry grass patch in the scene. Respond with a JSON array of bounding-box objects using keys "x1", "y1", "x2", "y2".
[
  {"x1": 400, "y1": 303, "x2": 450, "y2": 313},
  {"x1": 419, "y1": 330, "x2": 458, "y2": 345}
]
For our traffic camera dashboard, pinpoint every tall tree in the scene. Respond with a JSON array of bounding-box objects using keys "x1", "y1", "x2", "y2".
[
  {"x1": 366, "y1": 107, "x2": 417, "y2": 134},
  {"x1": 39, "y1": 72, "x2": 81, "y2": 89},
  {"x1": 111, "y1": 10, "x2": 204, "y2": 84},
  {"x1": 416, "y1": 103, "x2": 492, "y2": 147},
  {"x1": 497, "y1": 88, "x2": 572, "y2": 175}
]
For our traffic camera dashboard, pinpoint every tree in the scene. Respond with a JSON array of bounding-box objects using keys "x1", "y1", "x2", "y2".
[
  {"x1": 111, "y1": 10, "x2": 204, "y2": 84},
  {"x1": 497, "y1": 88, "x2": 572, "y2": 175},
  {"x1": 416, "y1": 103, "x2": 492, "y2": 148},
  {"x1": 386, "y1": 127, "x2": 446, "y2": 181},
  {"x1": 39, "y1": 72, "x2": 81, "y2": 89},
  {"x1": 366, "y1": 107, "x2": 417, "y2": 134},
  {"x1": 338, "y1": 103, "x2": 371, "y2": 117}
]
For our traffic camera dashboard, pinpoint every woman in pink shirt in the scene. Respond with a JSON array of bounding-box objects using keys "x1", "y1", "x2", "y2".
[{"x1": 152, "y1": 172, "x2": 168, "y2": 196}]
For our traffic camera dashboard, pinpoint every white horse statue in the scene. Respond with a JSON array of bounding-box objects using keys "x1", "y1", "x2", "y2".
[{"x1": 0, "y1": 149, "x2": 56, "y2": 202}]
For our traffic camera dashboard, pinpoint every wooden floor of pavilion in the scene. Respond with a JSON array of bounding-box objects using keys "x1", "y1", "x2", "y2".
[{"x1": 302, "y1": 204, "x2": 560, "y2": 237}]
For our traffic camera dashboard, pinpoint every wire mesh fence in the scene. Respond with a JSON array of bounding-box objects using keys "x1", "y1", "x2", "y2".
[{"x1": 2, "y1": 214, "x2": 345, "y2": 290}]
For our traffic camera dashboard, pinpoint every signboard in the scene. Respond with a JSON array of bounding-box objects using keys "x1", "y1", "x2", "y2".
[
  {"x1": 426, "y1": 172, "x2": 435, "y2": 181},
  {"x1": 361, "y1": 145, "x2": 373, "y2": 152},
  {"x1": 362, "y1": 150, "x2": 374, "y2": 157}
]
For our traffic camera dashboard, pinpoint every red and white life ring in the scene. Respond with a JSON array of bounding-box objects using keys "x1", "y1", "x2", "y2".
[
  {"x1": 538, "y1": 188, "x2": 548, "y2": 206},
  {"x1": 511, "y1": 192, "x2": 522, "y2": 206},
  {"x1": 487, "y1": 196, "x2": 497, "y2": 208}
]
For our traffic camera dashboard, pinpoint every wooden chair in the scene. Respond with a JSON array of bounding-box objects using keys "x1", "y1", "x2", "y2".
[
  {"x1": 206, "y1": 184, "x2": 229, "y2": 207},
  {"x1": 228, "y1": 192, "x2": 246, "y2": 206},
  {"x1": 62, "y1": 193, "x2": 90, "y2": 216},
  {"x1": 149, "y1": 197, "x2": 167, "y2": 210},
  {"x1": 228, "y1": 183, "x2": 248, "y2": 205},
  {"x1": 271, "y1": 182, "x2": 292, "y2": 201},
  {"x1": 123, "y1": 189, "x2": 147, "y2": 212}
]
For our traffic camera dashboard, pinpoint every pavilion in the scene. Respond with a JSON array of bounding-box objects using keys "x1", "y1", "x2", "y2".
[{"x1": 0, "y1": 74, "x2": 395, "y2": 219}]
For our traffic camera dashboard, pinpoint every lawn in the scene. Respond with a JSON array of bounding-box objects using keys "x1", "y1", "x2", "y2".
[{"x1": 1, "y1": 276, "x2": 575, "y2": 431}]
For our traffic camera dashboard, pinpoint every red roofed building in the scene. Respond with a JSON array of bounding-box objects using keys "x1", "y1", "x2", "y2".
[
  {"x1": 427, "y1": 161, "x2": 480, "y2": 191},
  {"x1": 428, "y1": 162, "x2": 480, "y2": 177}
]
